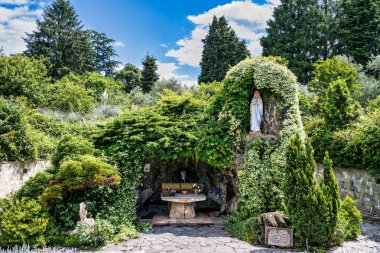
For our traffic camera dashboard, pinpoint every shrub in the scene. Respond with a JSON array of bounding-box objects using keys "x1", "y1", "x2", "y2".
[
  {"x1": 339, "y1": 196, "x2": 362, "y2": 240},
  {"x1": 226, "y1": 214, "x2": 264, "y2": 245},
  {"x1": 0, "y1": 197, "x2": 52, "y2": 248},
  {"x1": 0, "y1": 55, "x2": 50, "y2": 106},
  {"x1": 69, "y1": 219, "x2": 114, "y2": 249},
  {"x1": 283, "y1": 133, "x2": 331, "y2": 247},
  {"x1": 51, "y1": 134, "x2": 96, "y2": 167},
  {"x1": 322, "y1": 79, "x2": 361, "y2": 130},
  {"x1": 17, "y1": 171, "x2": 54, "y2": 200},
  {"x1": 0, "y1": 99, "x2": 37, "y2": 161},
  {"x1": 113, "y1": 222, "x2": 139, "y2": 243}
]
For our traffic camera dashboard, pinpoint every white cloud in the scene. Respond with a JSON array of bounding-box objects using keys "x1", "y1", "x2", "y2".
[
  {"x1": 0, "y1": 0, "x2": 31, "y2": 4},
  {"x1": 113, "y1": 41, "x2": 125, "y2": 47},
  {"x1": 157, "y1": 61, "x2": 196, "y2": 87},
  {"x1": 160, "y1": 43, "x2": 168, "y2": 48},
  {"x1": 166, "y1": 0, "x2": 280, "y2": 68},
  {"x1": 0, "y1": 3, "x2": 41, "y2": 55}
]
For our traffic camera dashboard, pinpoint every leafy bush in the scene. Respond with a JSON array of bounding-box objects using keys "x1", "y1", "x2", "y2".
[
  {"x1": 51, "y1": 134, "x2": 96, "y2": 167},
  {"x1": 322, "y1": 79, "x2": 361, "y2": 130},
  {"x1": 17, "y1": 171, "x2": 54, "y2": 200},
  {"x1": 0, "y1": 197, "x2": 53, "y2": 248},
  {"x1": 113, "y1": 222, "x2": 139, "y2": 243},
  {"x1": 0, "y1": 99, "x2": 37, "y2": 161},
  {"x1": 41, "y1": 155, "x2": 121, "y2": 203},
  {"x1": 226, "y1": 215, "x2": 264, "y2": 245},
  {"x1": 69, "y1": 219, "x2": 114, "y2": 249},
  {"x1": 0, "y1": 55, "x2": 50, "y2": 106},
  {"x1": 338, "y1": 196, "x2": 362, "y2": 240}
]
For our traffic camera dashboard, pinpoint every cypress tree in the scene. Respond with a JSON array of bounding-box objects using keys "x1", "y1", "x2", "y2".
[
  {"x1": 141, "y1": 54, "x2": 159, "y2": 93},
  {"x1": 336, "y1": 0, "x2": 380, "y2": 65},
  {"x1": 198, "y1": 16, "x2": 250, "y2": 84},
  {"x1": 321, "y1": 151, "x2": 340, "y2": 241},
  {"x1": 260, "y1": 0, "x2": 323, "y2": 84},
  {"x1": 283, "y1": 133, "x2": 330, "y2": 246},
  {"x1": 24, "y1": 0, "x2": 95, "y2": 78}
]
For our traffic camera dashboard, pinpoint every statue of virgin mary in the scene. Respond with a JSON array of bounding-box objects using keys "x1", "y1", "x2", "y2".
[{"x1": 250, "y1": 90, "x2": 263, "y2": 133}]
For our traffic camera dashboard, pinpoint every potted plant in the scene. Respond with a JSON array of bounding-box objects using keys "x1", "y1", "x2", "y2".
[{"x1": 161, "y1": 186, "x2": 176, "y2": 197}]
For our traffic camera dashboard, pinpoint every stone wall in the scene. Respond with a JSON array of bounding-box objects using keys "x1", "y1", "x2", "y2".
[
  {"x1": 0, "y1": 160, "x2": 50, "y2": 198},
  {"x1": 317, "y1": 165, "x2": 380, "y2": 215}
]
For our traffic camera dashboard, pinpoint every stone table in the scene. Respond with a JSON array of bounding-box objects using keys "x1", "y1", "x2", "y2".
[{"x1": 161, "y1": 193, "x2": 206, "y2": 219}]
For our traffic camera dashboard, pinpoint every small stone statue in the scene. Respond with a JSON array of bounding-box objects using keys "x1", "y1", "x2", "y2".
[
  {"x1": 79, "y1": 202, "x2": 95, "y2": 227},
  {"x1": 250, "y1": 90, "x2": 263, "y2": 134}
]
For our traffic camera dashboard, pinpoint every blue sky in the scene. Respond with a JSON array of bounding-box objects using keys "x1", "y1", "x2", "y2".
[{"x1": 0, "y1": 0, "x2": 280, "y2": 85}]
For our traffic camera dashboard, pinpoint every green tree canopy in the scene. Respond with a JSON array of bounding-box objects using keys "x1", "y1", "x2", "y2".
[
  {"x1": 89, "y1": 30, "x2": 120, "y2": 76},
  {"x1": 141, "y1": 54, "x2": 159, "y2": 93},
  {"x1": 261, "y1": 0, "x2": 323, "y2": 84},
  {"x1": 198, "y1": 16, "x2": 249, "y2": 84},
  {"x1": 336, "y1": 0, "x2": 380, "y2": 65},
  {"x1": 115, "y1": 63, "x2": 142, "y2": 92}
]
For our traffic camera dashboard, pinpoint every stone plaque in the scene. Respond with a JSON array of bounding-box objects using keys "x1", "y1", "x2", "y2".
[{"x1": 265, "y1": 226, "x2": 293, "y2": 248}]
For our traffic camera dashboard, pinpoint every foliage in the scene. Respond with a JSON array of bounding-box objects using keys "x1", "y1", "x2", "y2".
[
  {"x1": 17, "y1": 171, "x2": 54, "y2": 200},
  {"x1": 0, "y1": 55, "x2": 50, "y2": 106},
  {"x1": 308, "y1": 57, "x2": 360, "y2": 97},
  {"x1": 88, "y1": 30, "x2": 120, "y2": 76},
  {"x1": 141, "y1": 55, "x2": 159, "y2": 93},
  {"x1": 321, "y1": 79, "x2": 361, "y2": 129},
  {"x1": 336, "y1": 0, "x2": 380, "y2": 65},
  {"x1": 113, "y1": 222, "x2": 139, "y2": 243},
  {"x1": 283, "y1": 133, "x2": 333, "y2": 247},
  {"x1": 0, "y1": 99, "x2": 37, "y2": 161},
  {"x1": 51, "y1": 134, "x2": 96, "y2": 167},
  {"x1": 366, "y1": 55, "x2": 380, "y2": 79},
  {"x1": 338, "y1": 196, "x2": 362, "y2": 240},
  {"x1": 69, "y1": 219, "x2": 114, "y2": 249},
  {"x1": 198, "y1": 15, "x2": 250, "y2": 83},
  {"x1": 236, "y1": 139, "x2": 284, "y2": 218},
  {"x1": 226, "y1": 215, "x2": 264, "y2": 245},
  {"x1": 0, "y1": 197, "x2": 53, "y2": 248},
  {"x1": 44, "y1": 78, "x2": 95, "y2": 114},
  {"x1": 115, "y1": 63, "x2": 142, "y2": 92},
  {"x1": 260, "y1": 0, "x2": 323, "y2": 84},
  {"x1": 24, "y1": 0, "x2": 95, "y2": 78},
  {"x1": 358, "y1": 73, "x2": 380, "y2": 107},
  {"x1": 150, "y1": 78, "x2": 185, "y2": 96},
  {"x1": 320, "y1": 152, "x2": 340, "y2": 242}
]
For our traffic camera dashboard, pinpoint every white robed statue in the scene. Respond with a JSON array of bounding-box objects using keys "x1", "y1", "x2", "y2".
[
  {"x1": 79, "y1": 202, "x2": 95, "y2": 227},
  {"x1": 250, "y1": 90, "x2": 263, "y2": 133}
]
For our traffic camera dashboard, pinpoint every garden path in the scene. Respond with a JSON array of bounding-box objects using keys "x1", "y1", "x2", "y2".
[{"x1": 101, "y1": 215, "x2": 380, "y2": 253}]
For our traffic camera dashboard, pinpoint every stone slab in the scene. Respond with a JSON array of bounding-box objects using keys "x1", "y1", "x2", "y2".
[
  {"x1": 161, "y1": 193, "x2": 206, "y2": 203},
  {"x1": 265, "y1": 226, "x2": 293, "y2": 248},
  {"x1": 152, "y1": 213, "x2": 213, "y2": 226}
]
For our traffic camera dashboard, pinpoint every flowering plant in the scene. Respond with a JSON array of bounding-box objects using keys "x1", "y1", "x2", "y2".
[
  {"x1": 161, "y1": 186, "x2": 176, "y2": 197},
  {"x1": 192, "y1": 183, "x2": 201, "y2": 194}
]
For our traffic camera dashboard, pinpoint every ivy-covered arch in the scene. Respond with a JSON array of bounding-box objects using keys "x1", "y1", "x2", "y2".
[{"x1": 220, "y1": 57, "x2": 303, "y2": 141}]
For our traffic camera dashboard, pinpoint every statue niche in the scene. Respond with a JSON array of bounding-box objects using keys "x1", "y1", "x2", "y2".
[{"x1": 249, "y1": 89, "x2": 280, "y2": 136}]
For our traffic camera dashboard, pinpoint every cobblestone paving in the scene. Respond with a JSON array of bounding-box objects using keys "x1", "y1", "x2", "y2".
[{"x1": 101, "y1": 216, "x2": 380, "y2": 253}]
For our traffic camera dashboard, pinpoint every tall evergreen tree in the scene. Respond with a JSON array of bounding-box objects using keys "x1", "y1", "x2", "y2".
[
  {"x1": 260, "y1": 0, "x2": 323, "y2": 84},
  {"x1": 198, "y1": 16, "x2": 250, "y2": 84},
  {"x1": 336, "y1": 0, "x2": 380, "y2": 65},
  {"x1": 23, "y1": 0, "x2": 95, "y2": 78},
  {"x1": 319, "y1": 0, "x2": 339, "y2": 60},
  {"x1": 89, "y1": 30, "x2": 120, "y2": 76},
  {"x1": 141, "y1": 54, "x2": 159, "y2": 93},
  {"x1": 115, "y1": 63, "x2": 142, "y2": 92}
]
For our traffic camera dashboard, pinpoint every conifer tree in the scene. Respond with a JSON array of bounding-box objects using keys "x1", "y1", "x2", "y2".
[
  {"x1": 24, "y1": 0, "x2": 95, "y2": 78},
  {"x1": 260, "y1": 0, "x2": 323, "y2": 84},
  {"x1": 198, "y1": 16, "x2": 250, "y2": 84},
  {"x1": 89, "y1": 30, "x2": 120, "y2": 76},
  {"x1": 141, "y1": 54, "x2": 159, "y2": 93},
  {"x1": 321, "y1": 151, "x2": 340, "y2": 241},
  {"x1": 283, "y1": 133, "x2": 330, "y2": 246},
  {"x1": 336, "y1": 0, "x2": 380, "y2": 65}
]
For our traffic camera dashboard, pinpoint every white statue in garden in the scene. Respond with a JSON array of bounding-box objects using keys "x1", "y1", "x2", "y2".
[
  {"x1": 250, "y1": 90, "x2": 263, "y2": 134},
  {"x1": 79, "y1": 202, "x2": 95, "y2": 227}
]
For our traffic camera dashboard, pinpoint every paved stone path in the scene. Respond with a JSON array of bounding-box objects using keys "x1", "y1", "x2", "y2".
[{"x1": 101, "y1": 216, "x2": 380, "y2": 253}]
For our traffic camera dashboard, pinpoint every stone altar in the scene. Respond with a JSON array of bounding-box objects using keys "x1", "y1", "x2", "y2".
[{"x1": 161, "y1": 193, "x2": 206, "y2": 219}]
